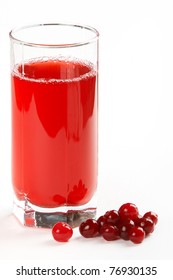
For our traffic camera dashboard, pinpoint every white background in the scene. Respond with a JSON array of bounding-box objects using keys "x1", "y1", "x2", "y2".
[{"x1": 0, "y1": 0, "x2": 173, "y2": 262}]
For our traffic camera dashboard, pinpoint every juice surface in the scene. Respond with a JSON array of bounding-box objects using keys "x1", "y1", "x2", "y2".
[{"x1": 11, "y1": 58, "x2": 97, "y2": 208}]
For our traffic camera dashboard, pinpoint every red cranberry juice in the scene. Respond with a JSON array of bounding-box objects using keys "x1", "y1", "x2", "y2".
[{"x1": 11, "y1": 58, "x2": 97, "y2": 208}]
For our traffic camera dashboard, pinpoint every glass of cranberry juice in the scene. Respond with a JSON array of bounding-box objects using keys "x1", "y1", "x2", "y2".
[{"x1": 9, "y1": 23, "x2": 99, "y2": 228}]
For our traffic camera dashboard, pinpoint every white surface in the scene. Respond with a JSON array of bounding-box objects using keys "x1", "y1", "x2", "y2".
[{"x1": 0, "y1": 0, "x2": 173, "y2": 261}]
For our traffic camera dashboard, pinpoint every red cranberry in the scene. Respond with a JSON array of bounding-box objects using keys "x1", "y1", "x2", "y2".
[
  {"x1": 118, "y1": 202, "x2": 139, "y2": 221},
  {"x1": 104, "y1": 210, "x2": 119, "y2": 225},
  {"x1": 118, "y1": 218, "x2": 135, "y2": 240},
  {"x1": 79, "y1": 219, "x2": 99, "y2": 238},
  {"x1": 133, "y1": 214, "x2": 142, "y2": 225},
  {"x1": 143, "y1": 211, "x2": 158, "y2": 225},
  {"x1": 129, "y1": 226, "x2": 145, "y2": 244},
  {"x1": 52, "y1": 222, "x2": 73, "y2": 242},
  {"x1": 101, "y1": 224, "x2": 120, "y2": 241},
  {"x1": 137, "y1": 217, "x2": 155, "y2": 235},
  {"x1": 97, "y1": 215, "x2": 107, "y2": 232}
]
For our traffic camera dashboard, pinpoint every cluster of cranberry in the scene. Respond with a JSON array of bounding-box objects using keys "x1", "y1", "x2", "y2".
[
  {"x1": 79, "y1": 203, "x2": 158, "y2": 244},
  {"x1": 52, "y1": 203, "x2": 158, "y2": 244}
]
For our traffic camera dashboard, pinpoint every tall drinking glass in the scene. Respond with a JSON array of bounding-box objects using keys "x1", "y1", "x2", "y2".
[{"x1": 9, "y1": 23, "x2": 99, "y2": 228}]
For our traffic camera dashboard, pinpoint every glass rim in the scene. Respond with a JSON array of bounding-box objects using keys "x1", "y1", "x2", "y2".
[{"x1": 9, "y1": 23, "x2": 99, "y2": 48}]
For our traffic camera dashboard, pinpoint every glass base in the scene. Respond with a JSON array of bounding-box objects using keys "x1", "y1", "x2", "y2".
[{"x1": 13, "y1": 196, "x2": 96, "y2": 228}]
